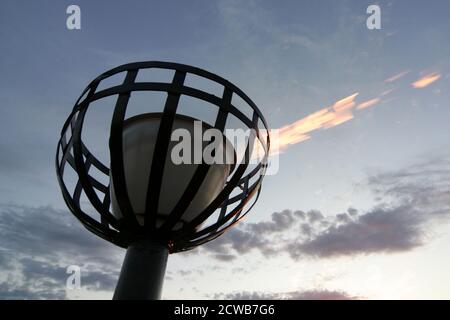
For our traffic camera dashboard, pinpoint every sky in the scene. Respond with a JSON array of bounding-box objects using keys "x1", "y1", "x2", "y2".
[{"x1": 0, "y1": 0, "x2": 450, "y2": 299}]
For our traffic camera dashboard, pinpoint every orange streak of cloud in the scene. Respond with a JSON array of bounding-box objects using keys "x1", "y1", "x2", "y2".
[
  {"x1": 356, "y1": 98, "x2": 380, "y2": 110},
  {"x1": 385, "y1": 70, "x2": 410, "y2": 83},
  {"x1": 323, "y1": 112, "x2": 354, "y2": 129},
  {"x1": 271, "y1": 93, "x2": 359, "y2": 155},
  {"x1": 264, "y1": 67, "x2": 444, "y2": 158},
  {"x1": 411, "y1": 73, "x2": 441, "y2": 88},
  {"x1": 332, "y1": 93, "x2": 358, "y2": 112},
  {"x1": 380, "y1": 88, "x2": 395, "y2": 96}
]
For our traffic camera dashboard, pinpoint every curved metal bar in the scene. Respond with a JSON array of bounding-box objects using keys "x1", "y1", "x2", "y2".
[
  {"x1": 89, "y1": 83, "x2": 268, "y2": 147},
  {"x1": 93, "y1": 61, "x2": 268, "y2": 129},
  {"x1": 159, "y1": 87, "x2": 232, "y2": 233},
  {"x1": 70, "y1": 82, "x2": 123, "y2": 230},
  {"x1": 144, "y1": 70, "x2": 186, "y2": 232},
  {"x1": 183, "y1": 175, "x2": 261, "y2": 244},
  {"x1": 109, "y1": 70, "x2": 141, "y2": 231},
  {"x1": 56, "y1": 136, "x2": 122, "y2": 246}
]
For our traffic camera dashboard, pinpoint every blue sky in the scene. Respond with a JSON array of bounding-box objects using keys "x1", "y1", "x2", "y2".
[{"x1": 1, "y1": 0, "x2": 450, "y2": 299}]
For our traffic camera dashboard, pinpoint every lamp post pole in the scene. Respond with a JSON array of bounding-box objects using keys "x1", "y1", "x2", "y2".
[{"x1": 113, "y1": 239, "x2": 169, "y2": 300}]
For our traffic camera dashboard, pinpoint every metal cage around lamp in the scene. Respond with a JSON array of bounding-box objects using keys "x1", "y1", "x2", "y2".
[{"x1": 55, "y1": 61, "x2": 270, "y2": 254}]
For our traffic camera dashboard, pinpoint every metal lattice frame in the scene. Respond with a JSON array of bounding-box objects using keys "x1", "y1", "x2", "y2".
[{"x1": 56, "y1": 61, "x2": 270, "y2": 253}]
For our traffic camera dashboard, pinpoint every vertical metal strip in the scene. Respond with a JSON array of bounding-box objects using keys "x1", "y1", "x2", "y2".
[
  {"x1": 109, "y1": 70, "x2": 140, "y2": 230},
  {"x1": 160, "y1": 87, "x2": 232, "y2": 233},
  {"x1": 185, "y1": 93, "x2": 253, "y2": 230},
  {"x1": 144, "y1": 70, "x2": 186, "y2": 231}
]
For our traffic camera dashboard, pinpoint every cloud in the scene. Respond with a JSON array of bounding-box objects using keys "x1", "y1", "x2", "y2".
[
  {"x1": 212, "y1": 289, "x2": 358, "y2": 300},
  {"x1": 289, "y1": 205, "x2": 424, "y2": 258},
  {"x1": 384, "y1": 70, "x2": 410, "y2": 83},
  {"x1": 212, "y1": 254, "x2": 238, "y2": 262},
  {"x1": 2, "y1": 157, "x2": 449, "y2": 299},
  {"x1": 273, "y1": 93, "x2": 360, "y2": 155},
  {"x1": 202, "y1": 157, "x2": 450, "y2": 260},
  {"x1": 0, "y1": 204, "x2": 122, "y2": 299},
  {"x1": 411, "y1": 73, "x2": 441, "y2": 88},
  {"x1": 356, "y1": 98, "x2": 380, "y2": 110},
  {"x1": 203, "y1": 228, "x2": 276, "y2": 258},
  {"x1": 246, "y1": 209, "x2": 304, "y2": 234}
]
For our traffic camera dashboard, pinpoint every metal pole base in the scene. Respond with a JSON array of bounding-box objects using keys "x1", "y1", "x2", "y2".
[{"x1": 113, "y1": 239, "x2": 169, "y2": 300}]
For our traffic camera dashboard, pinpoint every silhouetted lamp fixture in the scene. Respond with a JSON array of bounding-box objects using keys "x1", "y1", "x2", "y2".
[{"x1": 56, "y1": 61, "x2": 270, "y2": 299}]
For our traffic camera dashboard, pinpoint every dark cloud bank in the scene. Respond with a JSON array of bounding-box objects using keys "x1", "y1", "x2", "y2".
[
  {"x1": 0, "y1": 157, "x2": 449, "y2": 299},
  {"x1": 211, "y1": 289, "x2": 358, "y2": 300},
  {"x1": 201, "y1": 157, "x2": 450, "y2": 260},
  {"x1": 0, "y1": 205, "x2": 122, "y2": 299}
]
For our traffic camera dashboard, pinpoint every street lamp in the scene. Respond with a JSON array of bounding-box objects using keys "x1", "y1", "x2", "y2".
[{"x1": 56, "y1": 61, "x2": 270, "y2": 299}]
